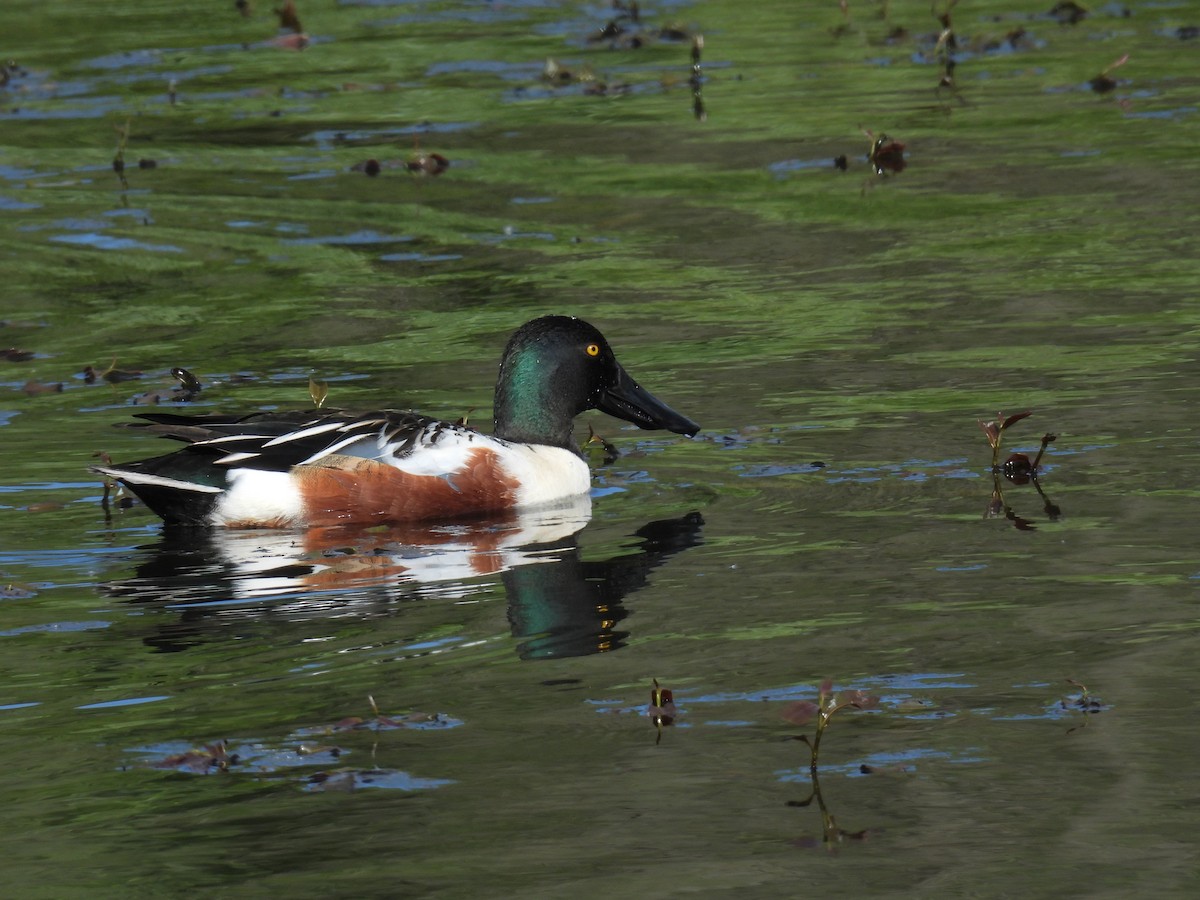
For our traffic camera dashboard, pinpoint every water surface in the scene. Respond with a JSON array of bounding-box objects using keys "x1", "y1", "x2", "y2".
[{"x1": 3, "y1": 0, "x2": 1200, "y2": 895}]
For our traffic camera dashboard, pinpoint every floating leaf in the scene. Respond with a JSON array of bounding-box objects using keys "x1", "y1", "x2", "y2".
[
  {"x1": 274, "y1": 0, "x2": 303, "y2": 33},
  {"x1": 977, "y1": 419, "x2": 1001, "y2": 448},
  {"x1": 1000, "y1": 411, "x2": 1032, "y2": 431},
  {"x1": 782, "y1": 700, "x2": 820, "y2": 726},
  {"x1": 2, "y1": 348, "x2": 35, "y2": 362},
  {"x1": 838, "y1": 689, "x2": 880, "y2": 711},
  {"x1": 152, "y1": 740, "x2": 238, "y2": 774},
  {"x1": 21, "y1": 380, "x2": 62, "y2": 395}
]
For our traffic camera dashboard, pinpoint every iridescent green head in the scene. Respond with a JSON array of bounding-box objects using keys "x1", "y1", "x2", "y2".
[{"x1": 492, "y1": 316, "x2": 699, "y2": 449}]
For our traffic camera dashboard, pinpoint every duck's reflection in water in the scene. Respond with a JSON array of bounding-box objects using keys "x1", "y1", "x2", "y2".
[{"x1": 106, "y1": 496, "x2": 704, "y2": 659}]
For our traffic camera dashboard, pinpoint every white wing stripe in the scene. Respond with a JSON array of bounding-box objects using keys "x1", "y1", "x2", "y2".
[
  {"x1": 296, "y1": 433, "x2": 373, "y2": 466},
  {"x1": 215, "y1": 451, "x2": 261, "y2": 465},
  {"x1": 263, "y1": 421, "x2": 348, "y2": 446}
]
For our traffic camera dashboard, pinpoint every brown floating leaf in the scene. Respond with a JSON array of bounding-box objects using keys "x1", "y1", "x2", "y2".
[
  {"x1": 781, "y1": 700, "x2": 820, "y2": 726},
  {"x1": 21, "y1": 380, "x2": 63, "y2": 395},
  {"x1": 274, "y1": 0, "x2": 303, "y2": 33},
  {"x1": 2, "y1": 348, "x2": 35, "y2": 362},
  {"x1": 25, "y1": 502, "x2": 64, "y2": 513},
  {"x1": 153, "y1": 740, "x2": 238, "y2": 774},
  {"x1": 977, "y1": 419, "x2": 1001, "y2": 448},
  {"x1": 838, "y1": 689, "x2": 880, "y2": 711},
  {"x1": 1000, "y1": 411, "x2": 1032, "y2": 430}
]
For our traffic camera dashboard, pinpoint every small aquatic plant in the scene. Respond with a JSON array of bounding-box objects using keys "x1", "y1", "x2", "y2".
[
  {"x1": 1089, "y1": 53, "x2": 1129, "y2": 94},
  {"x1": 977, "y1": 410, "x2": 1029, "y2": 464},
  {"x1": 979, "y1": 411, "x2": 1062, "y2": 528},
  {"x1": 783, "y1": 678, "x2": 879, "y2": 773},
  {"x1": 648, "y1": 678, "x2": 676, "y2": 744}
]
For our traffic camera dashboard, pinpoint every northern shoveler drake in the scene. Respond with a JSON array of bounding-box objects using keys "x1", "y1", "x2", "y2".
[{"x1": 92, "y1": 315, "x2": 699, "y2": 528}]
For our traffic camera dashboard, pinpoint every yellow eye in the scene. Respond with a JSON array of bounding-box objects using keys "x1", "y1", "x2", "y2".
[{"x1": 586, "y1": 343, "x2": 600, "y2": 357}]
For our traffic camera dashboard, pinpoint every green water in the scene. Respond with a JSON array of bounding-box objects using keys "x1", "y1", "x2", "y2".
[{"x1": 3, "y1": 0, "x2": 1200, "y2": 895}]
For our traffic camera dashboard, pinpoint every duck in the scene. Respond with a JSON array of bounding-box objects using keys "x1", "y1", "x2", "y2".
[{"x1": 91, "y1": 315, "x2": 699, "y2": 528}]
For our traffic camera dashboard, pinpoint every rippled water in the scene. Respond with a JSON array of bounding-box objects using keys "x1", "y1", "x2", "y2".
[{"x1": 3, "y1": 0, "x2": 1200, "y2": 895}]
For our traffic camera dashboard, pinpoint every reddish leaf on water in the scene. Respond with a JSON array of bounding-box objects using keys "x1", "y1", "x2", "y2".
[
  {"x1": 274, "y1": 0, "x2": 303, "y2": 33},
  {"x1": 839, "y1": 690, "x2": 880, "y2": 711},
  {"x1": 1000, "y1": 411, "x2": 1032, "y2": 430},
  {"x1": 375, "y1": 712, "x2": 438, "y2": 729},
  {"x1": 818, "y1": 677, "x2": 833, "y2": 700},
  {"x1": 153, "y1": 740, "x2": 237, "y2": 773},
  {"x1": 977, "y1": 419, "x2": 1001, "y2": 448},
  {"x1": 782, "y1": 700, "x2": 819, "y2": 726},
  {"x1": 21, "y1": 380, "x2": 63, "y2": 395}
]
